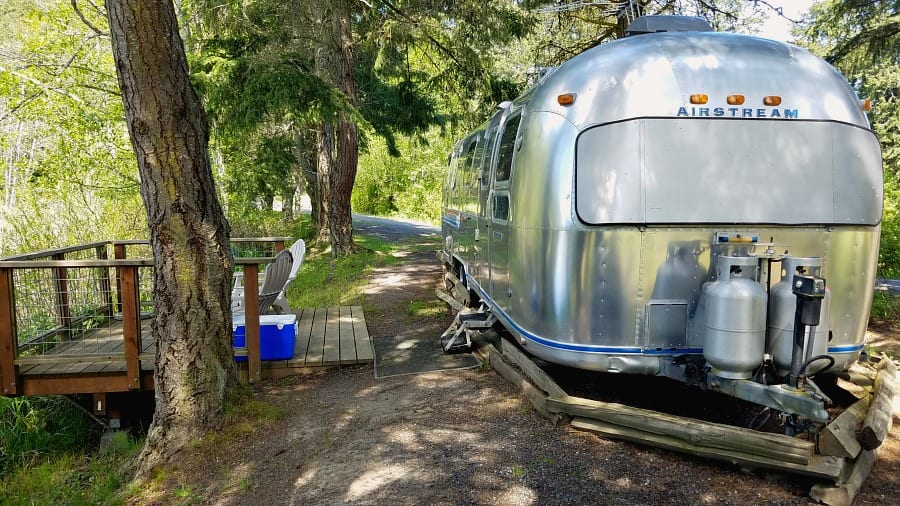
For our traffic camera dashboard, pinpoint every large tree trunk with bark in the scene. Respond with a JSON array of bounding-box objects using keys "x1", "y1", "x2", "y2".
[
  {"x1": 312, "y1": 0, "x2": 359, "y2": 257},
  {"x1": 106, "y1": 0, "x2": 238, "y2": 477}
]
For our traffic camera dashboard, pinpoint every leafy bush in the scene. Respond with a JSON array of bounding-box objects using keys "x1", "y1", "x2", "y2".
[{"x1": 0, "y1": 396, "x2": 98, "y2": 474}]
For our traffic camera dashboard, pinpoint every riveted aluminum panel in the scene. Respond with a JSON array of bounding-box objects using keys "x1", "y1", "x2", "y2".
[{"x1": 527, "y1": 32, "x2": 870, "y2": 129}]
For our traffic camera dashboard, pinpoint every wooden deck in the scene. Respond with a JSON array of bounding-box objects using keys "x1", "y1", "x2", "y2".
[{"x1": 14, "y1": 306, "x2": 372, "y2": 393}]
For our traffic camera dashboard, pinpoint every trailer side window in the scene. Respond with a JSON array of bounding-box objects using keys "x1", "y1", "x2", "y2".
[
  {"x1": 493, "y1": 193, "x2": 510, "y2": 222},
  {"x1": 495, "y1": 112, "x2": 521, "y2": 183}
]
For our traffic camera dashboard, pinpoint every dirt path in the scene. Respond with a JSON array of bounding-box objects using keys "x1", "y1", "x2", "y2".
[{"x1": 142, "y1": 226, "x2": 900, "y2": 505}]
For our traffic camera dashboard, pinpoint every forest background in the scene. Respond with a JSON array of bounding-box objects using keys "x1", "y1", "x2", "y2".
[{"x1": 1, "y1": 0, "x2": 896, "y2": 267}]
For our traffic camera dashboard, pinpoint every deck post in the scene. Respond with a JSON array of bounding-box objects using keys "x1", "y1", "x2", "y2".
[
  {"x1": 0, "y1": 267, "x2": 20, "y2": 395},
  {"x1": 120, "y1": 265, "x2": 142, "y2": 390},
  {"x1": 244, "y1": 264, "x2": 261, "y2": 383},
  {"x1": 52, "y1": 253, "x2": 72, "y2": 341},
  {"x1": 113, "y1": 243, "x2": 126, "y2": 315},
  {"x1": 96, "y1": 245, "x2": 114, "y2": 317}
]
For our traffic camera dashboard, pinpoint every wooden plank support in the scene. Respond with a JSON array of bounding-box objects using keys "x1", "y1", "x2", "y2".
[
  {"x1": 809, "y1": 449, "x2": 877, "y2": 506},
  {"x1": 500, "y1": 339, "x2": 567, "y2": 397},
  {"x1": 0, "y1": 267, "x2": 19, "y2": 395},
  {"x1": 571, "y1": 417, "x2": 844, "y2": 481},
  {"x1": 244, "y1": 264, "x2": 261, "y2": 383},
  {"x1": 857, "y1": 356, "x2": 897, "y2": 450},
  {"x1": 435, "y1": 289, "x2": 465, "y2": 312},
  {"x1": 819, "y1": 395, "x2": 870, "y2": 458},
  {"x1": 120, "y1": 265, "x2": 142, "y2": 390},
  {"x1": 489, "y1": 348, "x2": 558, "y2": 422},
  {"x1": 547, "y1": 395, "x2": 814, "y2": 465}
]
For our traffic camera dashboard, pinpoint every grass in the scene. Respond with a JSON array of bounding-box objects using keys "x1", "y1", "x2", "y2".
[
  {"x1": 0, "y1": 433, "x2": 142, "y2": 505},
  {"x1": 406, "y1": 299, "x2": 447, "y2": 318},
  {"x1": 285, "y1": 234, "x2": 405, "y2": 308}
]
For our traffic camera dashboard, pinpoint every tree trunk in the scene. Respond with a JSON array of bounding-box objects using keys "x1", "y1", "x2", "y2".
[
  {"x1": 312, "y1": 0, "x2": 359, "y2": 257},
  {"x1": 106, "y1": 0, "x2": 237, "y2": 477}
]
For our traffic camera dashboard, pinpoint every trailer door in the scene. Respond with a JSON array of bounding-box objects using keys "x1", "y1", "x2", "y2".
[{"x1": 488, "y1": 109, "x2": 522, "y2": 310}]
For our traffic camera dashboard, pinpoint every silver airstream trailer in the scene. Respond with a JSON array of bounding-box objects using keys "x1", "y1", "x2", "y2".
[{"x1": 440, "y1": 16, "x2": 883, "y2": 426}]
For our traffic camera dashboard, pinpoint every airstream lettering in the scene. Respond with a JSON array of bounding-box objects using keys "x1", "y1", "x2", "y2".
[
  {"x1": 676, "y1": 106, "x2": 800, "y2": 118},
  {"x1": 440, "y1": 16, "x2": 883, "y2": 428}
]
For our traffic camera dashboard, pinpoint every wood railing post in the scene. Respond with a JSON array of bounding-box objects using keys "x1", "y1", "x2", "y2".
[
  {"x1": 120, "y1": 265, "x2": 142, "y2": 390},
  {"x1": 51, "y1": 253, "x2": 71, "y2": 341},
  {"x1": 244, "y1": 264, "x2": 261, "y2": 383},
  {"x1": 97, "y1": 245, "x2": 114, "y2": 317},
  {"x1": 0, "y1": 267, "x2": 20, "y2": 395},
  {"x1": 113, "y1": 243, "x2": 126, "y2": 315}
]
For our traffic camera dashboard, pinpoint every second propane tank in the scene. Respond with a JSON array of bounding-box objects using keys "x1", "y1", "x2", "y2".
[
  {"x1": 703, "y1": 256, "x2": 768, "y2": 379},
  {"x1": 766, "y1": 257, "x2": 831, "y2": 375}
]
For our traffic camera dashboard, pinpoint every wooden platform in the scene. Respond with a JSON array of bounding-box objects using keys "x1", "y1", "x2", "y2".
[
  {"x1": 13, "y1": 306, "x2": 372, "y2": 393},
  {"x1": 240, "y1": 306, "x2": 373, "y2": 380}
]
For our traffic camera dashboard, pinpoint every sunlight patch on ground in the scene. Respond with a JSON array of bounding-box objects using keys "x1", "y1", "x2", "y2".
[
  {"x1": 344, "y1": 463, "x2": 412, "y2": 502},
  {"x1": 495, "y1": 484, "x2": 537, "y2": 504},
  {"x1": 292, "y1": 467, "x2": 318, "y2": 489}
]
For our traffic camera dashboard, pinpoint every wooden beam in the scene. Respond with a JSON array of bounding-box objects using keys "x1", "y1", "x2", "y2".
[
  {"x1": 500, "y1": 338, "x2": 567, "y2": 397},
  {"x1": 809, "y1": 449, "x2": 876, "y2": 506},
  {"x1": 0, "y1": 267, "x2": 19, "y2": 395},
  {"x1": 857, "y1": 357, "x2": 897, "y2": 450},
  {"x1": 490, "y1": 348, "x2": 556, "y2": 421},
  {"x1": 819, "y1": 395, "x2": 869, "y2": 458},
  {"x1": 547, "y1": 395, "x2": 813, "y2": 465},
  {"x1": 120, "y1": 265, "x2": 141, "y2": 390},
  {"x1": 571, "y1": 417, "x2": 844, "y2": 481},
  {"x1": 21, "y1": 372, "x2": 154, "y2": 395},
  {"x1": 244, "y1": 264, "x2": 261, "y2": 383}
]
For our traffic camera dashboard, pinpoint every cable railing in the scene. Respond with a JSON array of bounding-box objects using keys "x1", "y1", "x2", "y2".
[{"x1": 0, "y1": 238, "x2": 289, "y2": 395}]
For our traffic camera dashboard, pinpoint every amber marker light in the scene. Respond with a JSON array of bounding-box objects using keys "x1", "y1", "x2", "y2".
[
  {"x1": 860, "y1": 98, "x2": 873, "y2": 111},
  {"x1": 763, "y1": 95, "x2": 782, "y2": 106},
  {"x1": 726, "y1": 94, "x2": 745, "y2": 105},
  {"x1": 689, "y1": 94, "x2": 708, "y2": 104},
  {"x1": 557, "y1": 93, "x2": 576, "y2": 106}
]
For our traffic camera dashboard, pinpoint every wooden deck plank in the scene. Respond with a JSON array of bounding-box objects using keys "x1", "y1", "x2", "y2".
[
  {"x1": 322, "y1": 307, "x2": 341, "y2": 366},
  {"x1": 286, "y1": 308, "x2": 313, "y2": 367},
  {"x1": 339, "y1": 306, "x2": 356, "y2": 365},
  {"x1": 305, "y1": 307, "x2": 327, "y2": 367},
  {"x1": 351, "y1": 306, "x2": 373, "y2": 362}
]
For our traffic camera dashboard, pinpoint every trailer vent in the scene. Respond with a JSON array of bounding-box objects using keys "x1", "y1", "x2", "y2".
[{"x1": 625, "y1": 15, "x2": 713, "y2": 37}]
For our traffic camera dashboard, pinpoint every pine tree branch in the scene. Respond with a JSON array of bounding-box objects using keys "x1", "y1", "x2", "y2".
[{"x1": 827, "y1": 19, "x2": 900, "y2": 63}]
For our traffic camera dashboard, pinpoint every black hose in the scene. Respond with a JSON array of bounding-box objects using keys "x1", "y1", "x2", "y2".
[{"x1": 800, "y1": 354, "x2": 835, "y2": 377}]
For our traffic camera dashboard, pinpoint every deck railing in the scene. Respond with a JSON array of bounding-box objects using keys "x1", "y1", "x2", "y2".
[{"x1": 0, "y1": 238, "x2": 289, "y2": 395}]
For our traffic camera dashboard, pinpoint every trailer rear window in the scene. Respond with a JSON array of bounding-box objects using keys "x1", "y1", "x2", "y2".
[{"x1": 575, "y1": 118, "x2": 882, "y2": 226}]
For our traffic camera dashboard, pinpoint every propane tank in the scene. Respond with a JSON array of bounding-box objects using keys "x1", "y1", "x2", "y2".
[
  {"x1": 703, "y1": 256, "x2": 767, "y2": 379},
  {"x1": 766, "y1": 257, "x2": 831, "y2": 375}
]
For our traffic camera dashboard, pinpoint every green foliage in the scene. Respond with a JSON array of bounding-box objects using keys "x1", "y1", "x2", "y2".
[
  {"x1": 0, "y1": 396, "x2": 98, "y2": 474},
  {"x1": 803, "y1": 0, "x2": 900, "y2": 275},
  {"x1": 353, "y1": 127, "x2": 454, "y2": 224},
  {"x1": 0, "y1": 1, "x2": 145, "y2": 256}
]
